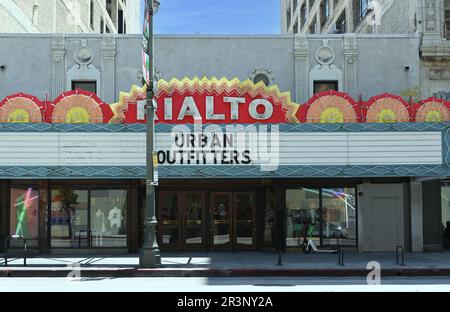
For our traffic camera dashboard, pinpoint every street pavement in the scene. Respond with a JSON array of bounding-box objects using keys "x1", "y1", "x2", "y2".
[
  {"x1": 2, "y1": 276, "x2": 450, "y2": 292},
  {"x1": 1, "y1": 251, "x2": 450, "y2": 277}
]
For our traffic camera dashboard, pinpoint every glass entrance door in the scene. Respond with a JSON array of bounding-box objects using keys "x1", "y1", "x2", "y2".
[
  {"x1": 184, "y1": 192, "x2": 205, "y2": 248},
  {"x1": 234, "y1": 193, "x2": 255, "y2": 249},
  {"x1": 157, "y1": 191, "x2": 206, "y2": 250},
  {"x1": 211, "y1": 193, "x2": 232, "y2": 249},
  {"x1": 158, "y1": 191, "x2": 180, "y2": 249},
  {"x1": 210, "y1": 192, "x2": 256, "y2": 250}
]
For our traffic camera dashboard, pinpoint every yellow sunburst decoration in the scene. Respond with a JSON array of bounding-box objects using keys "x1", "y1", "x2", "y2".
[
  {"x1": 66, "y1": 107, "x2": 90, "y2": 124},
  {"x1": 415, "y1": 99, "x2": 449, "y2": 122},
  {"x1": 320, "y1": 107, "x2": 344, "y2": 123},
  {"x1": 0, "y1": 94, "x2": 43, "y2": 123},
  {"x1": 377, "y1": 109, "x2": 397, "y2": 123},
  {"x1": 9, "y1": 109, "x2": 30, "y2": 122}
]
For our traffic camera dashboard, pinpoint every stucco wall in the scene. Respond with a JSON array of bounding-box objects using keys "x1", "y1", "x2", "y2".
[
  {"x1": 0, "y1": 33, "x2": 421, "y2": 104},
  {"x1": 356, "y1": 36, "x2": 420, "y2": 99}
]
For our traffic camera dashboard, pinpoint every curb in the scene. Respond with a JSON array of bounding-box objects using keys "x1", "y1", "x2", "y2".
[{"x1": 2, "y1": 268, "x2": 450, "y2": 278}]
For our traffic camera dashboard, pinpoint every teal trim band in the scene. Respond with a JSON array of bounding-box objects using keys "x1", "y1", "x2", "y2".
[
  {"x1": 0, "y1": 122, "x2": 448, "y2": 133},
  {"x1": 1, "y1": 165, "x2": 449, "y2": 179},
  {"x1": 0, "y1": 123, "x2": 146, "y2": 133}
]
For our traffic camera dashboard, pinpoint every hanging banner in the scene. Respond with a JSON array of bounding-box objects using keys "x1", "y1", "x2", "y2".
[{"x1": 142, "y1": 0, "x2": 152, "y2": 85}]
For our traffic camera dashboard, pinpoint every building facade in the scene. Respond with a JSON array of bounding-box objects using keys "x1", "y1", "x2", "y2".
[
  {"x1": 0, "y1": 32, "x2": 449, "y2": 254},
  {"x1": 281, "y1": 0, "x2": 417, "y2": 35},
  {"x1": 0, "y1": 0, "x2": 140, "y2": 34}
]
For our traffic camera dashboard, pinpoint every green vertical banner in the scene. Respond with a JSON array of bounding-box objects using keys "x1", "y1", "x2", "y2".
[{"x1": 142, "y1": 0, "x2": 152, "y2": 85}]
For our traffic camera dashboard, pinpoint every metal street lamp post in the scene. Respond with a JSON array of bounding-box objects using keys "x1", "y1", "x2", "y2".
[{"x1": 139, "y1": 0, "x2": 161, "y2": 268}]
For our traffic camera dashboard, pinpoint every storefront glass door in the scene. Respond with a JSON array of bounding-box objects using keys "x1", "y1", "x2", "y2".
[
  {"x1": 211, "y1": 193, "x2": 232, "y2": 248},
  {"x1": 158, "y1": 191, "x2": 206, "y2": 249},
  {"x1": 211, "y1": 192, "x2": 256, "y2": 250},
  {"x1": 159, "y1": 192, "x2": 180, "y2": 248},
  {"x1": 234, "y1": 193, "x2": 255, "y2": 248},
  {"x1": 184, "y1": 192, "x2": 205, "y2": 248}
]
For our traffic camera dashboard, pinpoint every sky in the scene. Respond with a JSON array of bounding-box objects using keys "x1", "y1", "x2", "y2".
[{"x1": 141, "y1": 0, "x2": 281, "y2": 35}]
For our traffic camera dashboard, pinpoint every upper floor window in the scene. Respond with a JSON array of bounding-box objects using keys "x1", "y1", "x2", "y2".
[
  {"x1": 286, "y1": 5, "x2": 292, "y2": 30},
  {"x1": 445, "y1": 0, "x2": 450, "y2": 39},
  {"x1": 321, "y1": 0, "x2": 330, "y2": 26},
  {"x1": 314, "y1": 81, "x2": 338, "y2": 94},
  {"x1": 118, "y1": 8, "x2": 124, "y2": 33},
  {"x1": 293, "y1": 20, "x2": 299, "y2": 34},
  {"x1": 72, "y1": 81, "x2": 97, "y2": 94},
  {"x1": 301, "y1": 3, "x2": 307, "y2": 27},
  {"x1": 106, "y1": 0, "x2": 113, "y2": 19},
  {"x1": 309, "y1": 17, "x2": 317, "y2": 34},
  {"x1": 359, "y1": 0, "x2": 370, "y2": 19},
  {"x1": 335, "y1": 12, "x2": 346, "y2": 33},
  {"x1": 90, "y1": 0, "x2": 94, "y2": 30},
  {"x1": 353, "y1": 0, "x2": 370, "y2": 27}
]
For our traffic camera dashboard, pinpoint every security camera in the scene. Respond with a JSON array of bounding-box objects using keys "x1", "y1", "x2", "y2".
[
  {"x1": 404, "y1": 65, "x2": 410, "y2": 71},
  {"x1": 0, "y1": 65, "x2": 6, "y2": 71}
]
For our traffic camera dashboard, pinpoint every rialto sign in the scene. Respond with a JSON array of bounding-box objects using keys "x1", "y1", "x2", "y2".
[
  {"x1": 153, "y1": 96, "x2": 277, "y2": 122},
  {"x1": 109, "y1": 77, "x2": 298, "y2": 124}
]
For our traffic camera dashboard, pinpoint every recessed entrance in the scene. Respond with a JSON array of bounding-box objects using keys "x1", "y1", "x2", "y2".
[{"x1": 157, "y1": 191, "x2": 256, "y2": 250}]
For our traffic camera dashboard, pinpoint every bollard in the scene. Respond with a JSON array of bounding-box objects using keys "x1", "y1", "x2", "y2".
[
  {"x1": 337, "y1": 247, "x2": 344, "y2": 266},
  {"x1": 278, "y1": 247, "x2": 282, "y2": 266},
  {"x1": 396, "y1": 246, "x2": 405, "y2": 266}
]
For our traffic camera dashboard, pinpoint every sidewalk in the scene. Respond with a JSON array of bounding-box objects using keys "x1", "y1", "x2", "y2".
[{"x1": 1, "y1": 251, "x2": 450, "y2": 277}]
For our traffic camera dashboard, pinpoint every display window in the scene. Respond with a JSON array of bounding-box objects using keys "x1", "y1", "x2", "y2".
[
  {"x1": 50, "y1": 187, "x2": 127, "y2": 248},
  {"x1": 285, "y1": 187, "x2": 357, "y2": 248},
  {"x1": 9, "y1": 187, "x2": 39, "y2": 248}
]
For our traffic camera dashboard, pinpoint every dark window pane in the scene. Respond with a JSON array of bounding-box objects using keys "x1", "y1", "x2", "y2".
[
  {"x1": 314, "y1": 81, "x2": 338, "y2": 94},
  {"x1": 72, "y1": 81, "x2": 97, "y2": 94}
]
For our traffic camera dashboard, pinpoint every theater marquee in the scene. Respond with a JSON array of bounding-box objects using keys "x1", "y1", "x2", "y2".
[{"x1": 0, "y1": 77, "x2": 448, "y2": 178}]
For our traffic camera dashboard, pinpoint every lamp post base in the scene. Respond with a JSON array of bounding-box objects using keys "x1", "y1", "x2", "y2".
[
  {"x1": 139, "y1": 218, "x2": 161, "y2": 268},
  {"x1": 139, "y1": 248, "x2": 161, "y2": 268}
]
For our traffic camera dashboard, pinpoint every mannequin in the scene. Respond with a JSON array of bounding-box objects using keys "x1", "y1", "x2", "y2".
[
  {"x1": 93, "y1": 208, "x2": 106, "y2": 246},
  {"x1": 108, "y1": 206, "x2": 123, "y2": 235}
]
